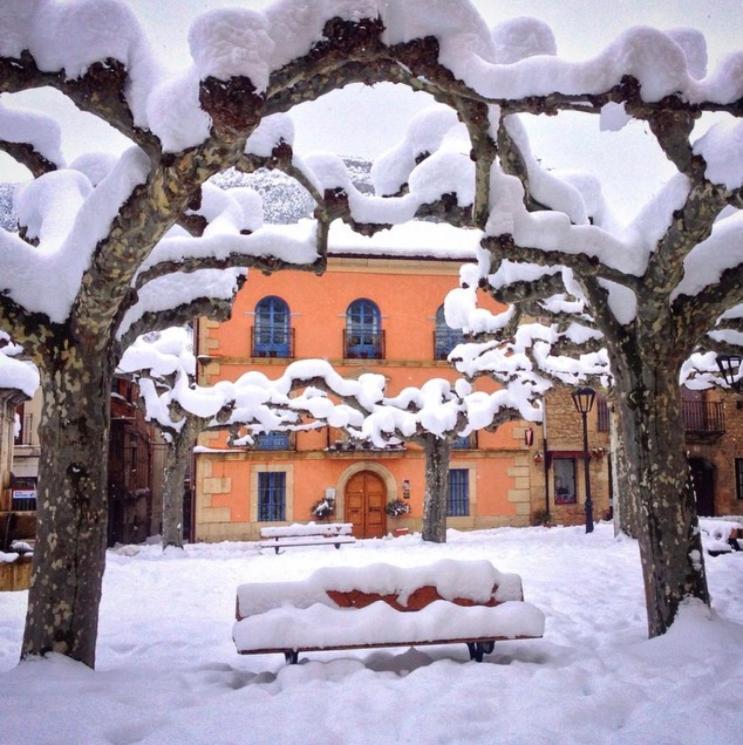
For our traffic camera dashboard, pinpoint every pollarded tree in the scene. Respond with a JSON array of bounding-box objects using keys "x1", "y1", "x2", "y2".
[
  {"x1": 434, "y1": 75, "x2": 743, "y2": 636},
  {"x1": 368, "y1": 374, "x2": 546, "y2": 543},
  {"x1": 119, "y1": 326, "x2": 223, "y2": 551},
  {"x1": 0, "y1": 9, "x2": 339, "y2": 665}
]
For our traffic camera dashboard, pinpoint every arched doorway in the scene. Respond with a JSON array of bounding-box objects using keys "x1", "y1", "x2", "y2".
[
  {"x1": 345, "y1": 470, "x2": 387, "y2": 538},
  {"x1": 689, "y1": 457, "x2": 716, "y2": 517}
]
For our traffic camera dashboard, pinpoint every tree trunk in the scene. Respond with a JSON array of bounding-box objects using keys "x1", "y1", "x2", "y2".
[
  {"x1": 421, "y1": 435, "x2": 450, "y2": 543},
  {"x1": 161, "y1": 418, "x2": 199, "y2": 550},
  {"x1": 610, "y1": 402, "x2": 638, "y2": 538},
  {"x1": 614, "y1": 363, "x2": 709, "y2": 637},
  {"x1": 22, "y1": 348, "x2": 113, "y2": 668}
]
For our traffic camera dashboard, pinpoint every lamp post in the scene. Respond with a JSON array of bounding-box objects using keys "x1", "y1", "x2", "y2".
[
  {"x1": 571, "y1": 387, "x2": 596, "y2": 534},
  {"x1": 716, "y1": 354, "x2": 742, "y2": 392}
]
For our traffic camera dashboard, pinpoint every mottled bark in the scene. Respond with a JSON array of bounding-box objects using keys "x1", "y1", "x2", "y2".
[
  {"x1": 613, "y1": 357, "x2": 709, "y2": 637},
  {"x1": 610, "y1": 403, "x2": 638, "y2": 538},
  {"x1": 161, "y1": 419, "x2": 199, "y2": 550},
  {"x1": 421, "y1": 435, "x2": 450, "y2": 543},
  {"x1": 22, "y1": 346, "x2": 114, "y2": 668}
]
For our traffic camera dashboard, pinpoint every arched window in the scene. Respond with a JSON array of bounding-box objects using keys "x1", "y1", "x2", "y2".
[
  {"x1": 345, "y1": 299, "x2": 383, "y2": 359},
  {"x1": 434, "y1": 305, "x2": 463, "y2": 360},
  {"x1": 253, "y1": 296, "x2": 291, "y2": 357}
]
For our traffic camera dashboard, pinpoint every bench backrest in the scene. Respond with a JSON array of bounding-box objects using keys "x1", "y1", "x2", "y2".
[
  {"x1": 236, "y1": 559, "x2": 524, "y2": 620},
  {"x1": 260, "y1": 522, "x2": 353, "y2": 539}
]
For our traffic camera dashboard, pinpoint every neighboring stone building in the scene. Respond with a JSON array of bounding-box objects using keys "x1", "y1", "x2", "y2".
[
  {"x1": 1, "y1": 340, "x2": 38, "y2": 547},
  {"x1": 10, "y1": 378, "x2": 167, "y2": 547},
  {"x1": 683, "y1": 386, "x2": 743, "y2": 517},
  {"x1": 0, "y1": 386, "x2": 30, "y2": 534}
]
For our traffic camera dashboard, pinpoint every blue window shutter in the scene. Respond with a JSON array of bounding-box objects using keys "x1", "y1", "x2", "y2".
[
  {"x1": 447, "y1": 469, "x2": 469, "y2": 516},
  {"x1": 346, "y1": 299, "x2": 382, "y2": 358},
  {"x1": 258, "y1": 472, "x2": 286, "y2": 521},
  {"x1": 254, "y1": 296, "x2": 291, "y2": 357},
  {"x1": 434, "y1": 305, "x2": 464, "y2": 360}
]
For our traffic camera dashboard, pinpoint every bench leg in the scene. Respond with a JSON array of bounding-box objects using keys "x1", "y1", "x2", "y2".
[
  {"x1": 466, "y1": 643, "x2": 483, "y2": 663},
  {"x1": 467, "y1": 642, "x2": 494, "y2": 662},
  {"x1": 284, "y1": 650, "x2": 299, "y2": 665},
  {"x1": 334, "y1": 543, "x2": 340, "y2": 549},
  {"x1": 274, "y1": 546, "x2": 280, "y2": 555}
]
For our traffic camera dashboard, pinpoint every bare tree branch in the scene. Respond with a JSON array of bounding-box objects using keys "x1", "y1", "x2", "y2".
[
  {"x1": 675, "y1": 264, "x2": 743, "y2": 347},
  {"x1": 117, "y1": 291, "x2": 242, "y2": 354},
  {"x1": 0, "y1": 53, "x2": 161, "y2": 158},
  {"x1": 0, "y1": 139, "x2": 58, "y2": 177}
]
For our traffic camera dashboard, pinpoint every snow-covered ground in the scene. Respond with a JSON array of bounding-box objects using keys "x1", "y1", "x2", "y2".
[{"x1": 1, "y1": 523, "x2": 742, "y2": 745}]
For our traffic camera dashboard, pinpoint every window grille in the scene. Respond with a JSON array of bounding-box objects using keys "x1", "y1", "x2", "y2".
[
  {"x1": 448, "y1": 469, "x2": 470, "y2": 516},
  {"x1": 258, "y1": 472, "x2": 286, "y2": 522}
]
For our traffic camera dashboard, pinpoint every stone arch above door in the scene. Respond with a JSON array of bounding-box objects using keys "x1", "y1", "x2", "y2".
[{"x1": 335, "y1": 461, "x2": 397, "y2": 525}]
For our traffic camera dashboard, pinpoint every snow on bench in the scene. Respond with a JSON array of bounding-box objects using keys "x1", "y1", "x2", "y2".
[
  {"x1": 699, "y1": 518, "x2": 743, "y2": 555},
  {"x1": 258, "y1": 522, "x2": 356, "y2": 554},
  {"x1": 233, "y1": 559, "x2": 544, "y2": 664}
]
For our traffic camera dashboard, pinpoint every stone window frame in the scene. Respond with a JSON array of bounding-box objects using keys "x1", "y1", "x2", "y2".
[
  {"x1": 445, "y1": 462, "x2": 478, "y2": 529},
  {"x1": 250, "y1": 464, "x2": 294, "y2": 525}
]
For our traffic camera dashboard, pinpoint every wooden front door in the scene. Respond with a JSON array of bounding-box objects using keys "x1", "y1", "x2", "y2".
[
  {"x1": 689, "y1": 457, "x2": 715, "y2": 517},
  {"x1": 346, "y1": 471, "x2": 387, "y2": 538}
]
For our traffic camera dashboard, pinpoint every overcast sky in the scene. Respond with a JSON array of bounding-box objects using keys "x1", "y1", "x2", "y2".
[{"x1": 2, "y1": 0, "x2": 741, "y2": 221}]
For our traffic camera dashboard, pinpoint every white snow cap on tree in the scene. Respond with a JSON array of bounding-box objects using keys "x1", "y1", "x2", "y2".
[{"x1": 0, "y1": 332, "x2": 39, "y2": 398}]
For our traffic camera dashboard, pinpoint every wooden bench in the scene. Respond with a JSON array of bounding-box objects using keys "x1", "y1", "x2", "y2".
[
  {"x1": 233, "y1": 559, "x2": 544, "y2": 664},
  {"x1": 258, "y1": 522, "x2": 356, "y2": 554}
]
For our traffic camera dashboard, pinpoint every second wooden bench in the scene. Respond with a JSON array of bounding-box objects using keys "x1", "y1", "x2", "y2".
[{"x1": 259, "y1": 522, "x2": 356, "y2": 554}]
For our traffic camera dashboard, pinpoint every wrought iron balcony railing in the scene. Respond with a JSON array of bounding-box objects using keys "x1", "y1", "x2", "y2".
[
  {"x1": 251, "y1": 327, "x2": 295, "y2": 358},
  {"x1": 683, "y1": 400, "x2": 725, "y2": 435},
  {"x1": 343, "y1": 330, "x2": 385, "y2": 359}
]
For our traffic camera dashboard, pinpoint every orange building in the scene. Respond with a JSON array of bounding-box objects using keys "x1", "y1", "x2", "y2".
[{"x1": 193, "y1": 256, "x2": 617, "y2": 541}]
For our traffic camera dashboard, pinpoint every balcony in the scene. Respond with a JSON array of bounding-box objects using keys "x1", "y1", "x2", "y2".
[
  {"x1": 11, "y1": 495, "x2": 37, "y2": 511},
  {"x1": 251, "y1": 327, "x2": 295, "y2": 358},
  {"x1": 683, "y1": 400, "x2": 725, "y2": 440},
  {"x1": 343, "y1": 330, "x2": 385, "y2": 360}
]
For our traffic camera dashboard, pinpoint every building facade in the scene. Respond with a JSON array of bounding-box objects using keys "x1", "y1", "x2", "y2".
[
  {"x1": 7, "y1": 377, "x2": 167, "y2": 547},
  {"x1": 193, "y1": 258, "x2": 620, "y2": 541}
]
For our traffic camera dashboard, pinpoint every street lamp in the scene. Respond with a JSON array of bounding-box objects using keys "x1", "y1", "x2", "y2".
[
  {"x1": 716, "y1": 354, "x2": 742, "y2": 392},
  {"x1": 571, "y1": 387, "x2": 596, "y2": 534}
]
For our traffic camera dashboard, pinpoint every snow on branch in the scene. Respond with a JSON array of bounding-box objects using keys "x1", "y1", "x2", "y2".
[
  {"x1": 116, "y1": 268, "x2": 245, "y2": 349},
  {"x1": 0, "y1": 97, "x2": 63, "y2": 175}
]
